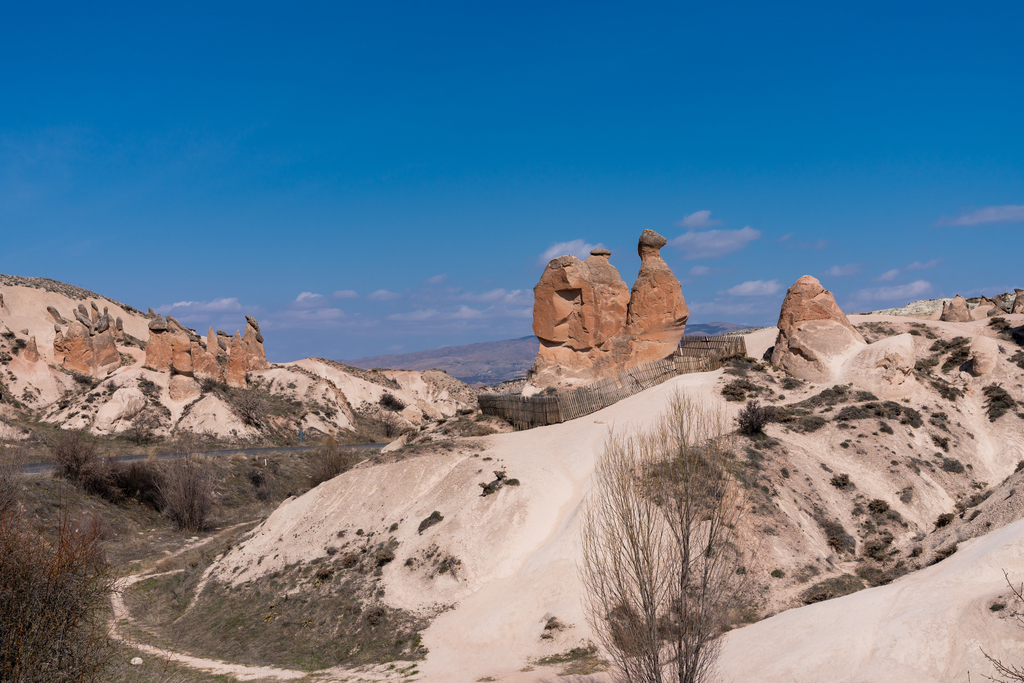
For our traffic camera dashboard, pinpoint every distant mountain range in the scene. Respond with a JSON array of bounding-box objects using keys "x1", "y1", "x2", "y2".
[{"x1": 342, "y1": 322, "x2": 747, "y2": 385}]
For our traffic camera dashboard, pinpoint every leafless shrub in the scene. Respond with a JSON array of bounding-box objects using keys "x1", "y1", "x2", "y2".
[
  {"x1": 0, "y1": 508, "x2": 115, "y2": 681},
  {"x1": 580, "y1": 391, "x2": 745, "y2": 683},
  {"x1": 232, "y1": 388, "x2": 269, "y2": 428},
  {"x1": 0, "y1": 448, "x2": 21, "y2": 518},
  {"x1": 49, "y1": 431, "x2": 120, "y2": 501},
  {"x1": 159, "y1": 454, "x2": 215, "y2": 532},
  {"x1": 736, "y1": 399, "x2": 775, "y2": 436},
  {"x1": 124, "y1": 405, "x2": 161, "y2": 446},
  {"x1": 311, "y1": 436, "x2": 360, "y2": 486},
  {"x1": 379, "y1": 409, "x2": 403, "y2": 439}
]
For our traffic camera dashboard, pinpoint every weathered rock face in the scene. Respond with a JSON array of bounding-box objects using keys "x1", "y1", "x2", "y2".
[
  {"x1": 627, "y1": 229, "x2": 690, "y2": 364},
  {"x1": 144, "y1": 315, "x2": 174, "y2": 373},
  {"x1": 771, "y1": 275, "x2": 865, "y2": 382},
  {"x1": 842, "y1": 334, "x2": 915, "y2": 399},
  {"x1": 168, "y1": 375, "x2": 201, "y2": 402},
  {"x1": 57, "y1": 321, "x2": 96, "y2": 375},
  {"x1": 1013, "y1": 289, "x2": 1024, "y2": 314},
  {"x1": 969, "y1": 336, "x2": 1000, "y2": 376},
  {"x1": 191, "y1": 340, "x2": 223, "y2": 383},
  {"x1": 940, "y1": 295, "x2": 971, "y2": 322},
  {"x1": 529, "y1": 232, "x2": 688, "y2": 388},
  {"x1": 225, "y1": 317, "x2": 270, "y2": 387},
  {"x1": 22, "y1": 336, "x2": 40, "y2": 363}
]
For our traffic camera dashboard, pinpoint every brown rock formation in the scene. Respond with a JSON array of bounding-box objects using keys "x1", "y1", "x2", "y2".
[
  {"x1": 91, "y1": 329, "x2": 120, "y2": 371},
  {"x1": 224, "y1": 316, "x2": 270, "y2": 387},
  {"x1": 46, "y1": 306, "x2": 66, "y2": 325},
  {"x1": 171, "y1": 331, "x2": 193, "y2": 375},
  {"x1": 529, "y1": 232, "x2": 688, "y2": 388},
  {"x1": 22, "y1": 336, "x2": 40, "y2": 363},
  {"x1": 144, "y1": 315, "x2": 174, "y2": 372},
  {"x1": 191, "y1": 340, "x2": 223, "y2": 383},
  {"x1": 114, "y1": 317, "x2": 124, "y2": 341},
  {"x1": 1013, "y1": 289, "x2": 1024, "y2": 314},
  {"x1": 57, "y1": 321, "x2": 95, "y2": 374},
  {"x1": 90, "y1": 301, "x2": 100, "y2": 324},
  {"x1": 626, "y1": 229, "x2": 690, "y2": 364},
  {"x1": 940, "y1": 295, "x2": 971, "y2": 322},
  {"x1": 771, "y1": 275, "x2": 865, "y2": 382}
]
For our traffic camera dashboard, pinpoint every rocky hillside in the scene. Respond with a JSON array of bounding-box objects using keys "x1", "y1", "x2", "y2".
[{"x1": 0, "y1": 276, "x2": 482, "y2": 445}]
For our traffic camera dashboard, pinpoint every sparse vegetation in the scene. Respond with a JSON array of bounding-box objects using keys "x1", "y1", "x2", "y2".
[
  {"x1": 159, "y1": 454, "x2": 215, "y2": 532},
  {"x1": 378, "y1": 392, "x2": 406, "y2": 411},
  {"x1": 983, "y1": 384, "x2": 1017, "y2": 422},
  {"x1": 418, "y1": 510, "x2": 444, "y2": 534},
  {"x1": 800, "y1": 574, "x2": 864, "y2": 604},
  {"x1": 736, "y1": 399, "x2": 774, "y2": 436}
]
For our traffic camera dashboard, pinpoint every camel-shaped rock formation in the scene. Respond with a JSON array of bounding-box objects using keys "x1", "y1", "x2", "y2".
[
  {"x1": 527, "y1": 229, "x2": 689, "y2": 389},
  {"x1": 145, "y1": 313, "x2": 268, "y2": 388}
]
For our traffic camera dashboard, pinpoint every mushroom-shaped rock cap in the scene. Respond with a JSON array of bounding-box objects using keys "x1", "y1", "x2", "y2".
[
  {"x1": 148, "y1": 314, "x2": 168, "y2": 331},
  {"x1": 637, "y1": 229, "x2": 668, "y2": 261},
  {"x1": 590, "y1": 248, "x2": 612, "y2": 257}
]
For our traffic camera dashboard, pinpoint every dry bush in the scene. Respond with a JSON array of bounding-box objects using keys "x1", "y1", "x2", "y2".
[
  {"x1": 0, "y1": 507, "x2": 115, "y2": 681},
  {"x1": 0, "y1": 447, "x2": 23, "y2": 518},
  {"x1": 378, "y1": 391, "x2": 406, "y2": 412},
  {"x1": 379, "y1": 409, "x2": 403, "y2": 439},
  {"x1": 232, "y1": 388, "x2": 269, "y2": 428},
  {"x1": 311, "y1": 436, "x2": 360, "y2": 486},
  {"x1": 736, "y1": 399, "x2": 774, "y2": 436},
  {"x1": 49, "y1": 431, "x2": 120, "y2": 501},
  {"x1": 984, "y1": 571, "x2": 1024, "y2": 681},
  {"x1": 124, "y1": 406, "x2": 161, "y2": 446},
  {"x1": 580, "y1": 392, "x2": 745, "y2": 683},
  {"x1": 159, "y1": 454, "x2": 215, "y2": 532}
]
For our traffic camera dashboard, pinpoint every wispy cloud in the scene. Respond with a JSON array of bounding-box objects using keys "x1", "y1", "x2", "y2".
[
  {"x1": 537, "y1": 239, "x2": 606, "y2": 266},
  {"x1": 158, "y1": 297, "x2": 242, "y2": 314},
  {"x1": 850, "y1": 280, "x2": 932, "y2": 302},
  {"x1": 689, "y1": 266, "x2": 724, "y2": 277},
  {"x1": 726, "y1": 279, "x2": 781, "y2": 296},
  {"x1": 874, "y1": 269, "x2": 901, "y2": 282},
  {"x1": 906, "y1": 259, "x2": 941, "y2": 270},
  {"x1": 295, "y1": 292, "x2": 325, "y2": 307},
  {"x1": 677, "y1": 210, "x2": 722, "y2": 229},
  {"x1": 943, "y1": 205, "x2": 1024, "y2": 226},
  {"x1": 670, "y1": 226, "x2": 760, "y2": 260},
  {"x1": 387, "y1": 309, "x2": 437, "y2": 321},
  {"x1": 422, "y1": 274, "x2": 448, "y2": 286},
  {"x1": 332, "y1": 290, "x2": 358, "y2": 299},
  {"x1": 366, "y1": 289, "x2": 401, "y2": 301},
  {"x1": 824, "y1": 263, "x2": 862, "y2": 277},
  {"x1": 459, "y1": 288, "x2": 530, "y2": 304},
  {"x1": 778, "y1": 232, "x2": 794, "y2": 242}
]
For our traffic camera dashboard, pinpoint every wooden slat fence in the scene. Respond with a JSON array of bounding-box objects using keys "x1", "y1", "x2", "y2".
[{"x1": 479, "y1": 334, "x2": 747, "y2": 430}]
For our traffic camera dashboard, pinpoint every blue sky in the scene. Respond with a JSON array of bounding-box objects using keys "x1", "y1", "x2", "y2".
[{"x1": 2, "y1": 2, "x2": 1022, "y2": 361}]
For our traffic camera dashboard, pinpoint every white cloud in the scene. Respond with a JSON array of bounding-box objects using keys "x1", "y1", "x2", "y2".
[
  {"x1": 460, "y1": 288, "x2": 530, "y2": 304},
  {"x1": 726, "y1": 279, "x2": 781, "y2": 296},
  {"x1": 294, "y1": 292, "x2": 325, "y2": 307},
  {"x1": 677, "y1": 210, "x2": 722, "y2": 229},
  {"x1": 423, "y1": 274, "x2": 448, "y2": 286},
  {"x1": 778, "y1": 232, "x2": 794, "y2": 242},
  {"x1": 670, "y1": 226, "x2": 760, "y2": 260},
  {"x1": 851, "y1": 280, "x2": 932, "y2": 302},
  {"x1": 332, "y1": 290, "x2": 358, "y2": 299},
  {"x1": 451, "y1": 305, "x2": 484, "y2": 319},
  {"x1": 159, "y1": 297, "x2": 241, "y2": 314},
  {"x1": 537, "y1": 239, "x2": 606, "y2": 266},
  {"x1": 367, "y1": 289, "x2": 401, "y2": 301},
  {"x1": 906, "y1": 259, "x2": 941, "y2": 270},
  {"x1": 875, "y1": 269, "x2": 901, "y2": 282},
  {"x1": 947, "y1": 205, "x2": 1024, "y2": 226},
  {"x1": 824, "y1": 263, "x2": 862, "y2": 277}
]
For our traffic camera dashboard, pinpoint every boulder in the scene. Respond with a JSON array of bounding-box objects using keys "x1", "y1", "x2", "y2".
[
  {"x1": 22, "y1": 336, "x2": 40, "y2": 363},
  {"x1": 168, "y1": 375, "x2": 200, "y2": 402},
  {"x1": 148, "y1": 314, "x2": 169, "y2": 332},
  {"x1": 626, "y1": 230, "x2": 690, "y2": 364},
  {"x1": 1014, "y1": 289, "x2": 1024, "y2": 314},
  {"x1": 771, "y1": 276, "x2": 865, "y2": 382},
  {"x1": 77, "y1": 303, "x2": 89, "y2": 321},
  {"x1": 969, "y1": 336, "x2": 1000, "y2": 376},
  {"x1": 170, "y1": 331, "x2": 193, "y2": 375},
  {"x1": 940, "y1": 295, "x2": 971, "y2": 322},
  {"x1": 842, "y1": 333, "x2": 916, "y2": 399},
  {"x1": 93, "y1": 387, "x2": 147, "y2": 432}
]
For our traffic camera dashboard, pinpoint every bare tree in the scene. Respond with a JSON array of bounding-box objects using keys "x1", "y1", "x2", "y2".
[
  {"x1": 159, "y1": 453, "x2": 215, "y2": 532},
  {"x1": 580, "y1": 392, "x2": 744, "y2": 683},
  {"x1": 124, "y1": 405, "x2": 160, "y2": 446},
  {"x1": 232, "y1": 388, "x2": 269, "y2": 429}
]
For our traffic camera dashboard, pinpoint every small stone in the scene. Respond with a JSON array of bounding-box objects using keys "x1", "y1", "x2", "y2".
[{"x1": 130, "y1": 657, "x2": 143, "y2": 666}]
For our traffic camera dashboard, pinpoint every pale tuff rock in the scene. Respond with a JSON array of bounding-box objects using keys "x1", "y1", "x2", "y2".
[
  {"x1": 529, "y1": 232, "x2": 688, "y2": 389},
  {"x1": 225, "y1": 316, "x2": 270, "y2": 387},
  {"x1": 1014, "y1": 289, "x2": 1024, "y2": 314},
  {"x1": 940, "y1": 295, "x2": 971, "y2": 322},
  {"x1": 969, "y1": 336, "x2": 1000, "y2": 376},
  {"x1": 93, "y1": 387, "x2": 147, "y2": 432},
  {"x1": 842, "y1": 334, "x2": 916, "y2": 399},
  {"x1": 114, "y1": 317, "x2": 124, "y2": 341},
  {"x1": 46, "y1": 306, "x2": 66, "y2": 324},
  {"x1": 191, "y1": 339, "x2": 223, "y2": 383},
  {"x1": 168, "y1": 374, "x2": 201, "y2": 402},
  {"x1": 207, "y1": 328, "x2": 220, "y2": 356},
  {"x1": 771, "y1": 275, "x2": 865, "y2": 383},
  {"x1": 56, "y1": 321, "x2": 96, "y2": 374}
]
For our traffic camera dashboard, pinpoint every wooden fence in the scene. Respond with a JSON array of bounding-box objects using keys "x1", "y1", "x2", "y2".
[{"x1": 479, "y1": 335, "x2": 747, "y2": 430}]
